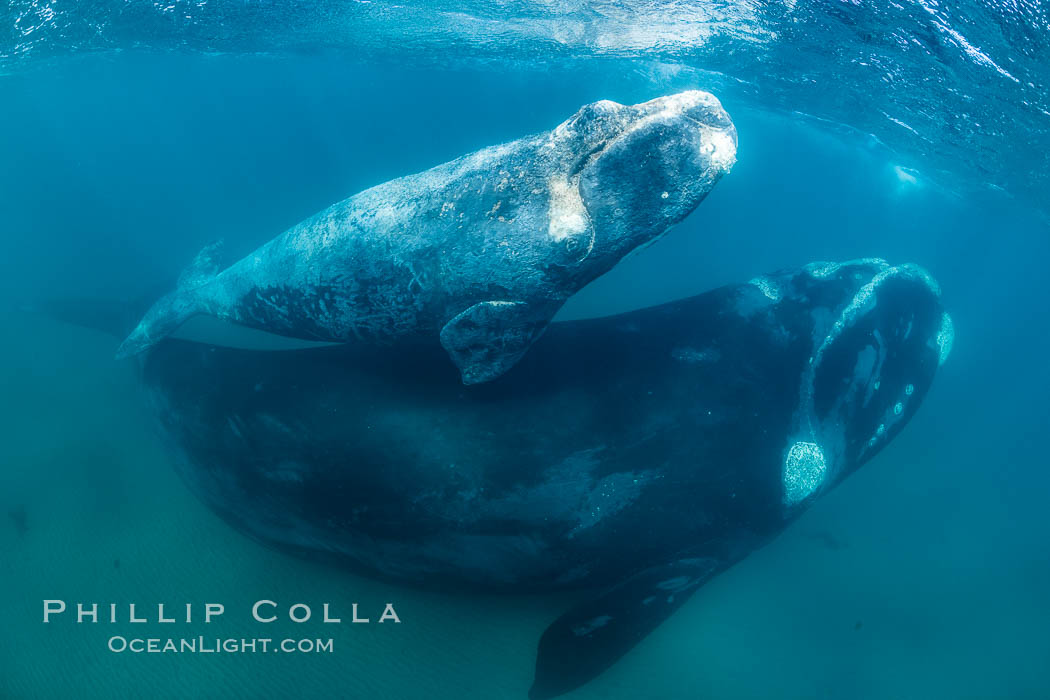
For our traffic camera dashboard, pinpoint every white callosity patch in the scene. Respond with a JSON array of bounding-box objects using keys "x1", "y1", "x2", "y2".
[
  {"x1": 547, "y1": 174, "x2": 592, "y2": 247},
  {"x1": 701, "y1": 127, "x2": 738, "y2": 172},
  {"x1": 865, "y1": 379, "x2": 915, "y2": 453},
  {"x1": 749, "y1": 275, "x2": 781, "y2": 301},
  {"x1": 806, "y1": 261, "x2": 841, "y2": 278},
  {"x1": 584, "y1": 90, "x2": 737, "y2": 179},
  {"x1": 794, "y1": 263, "x2": 894, "y2": 438},
  {"x1": 783, "y1": 441, "x2": 827, "y2": 506},
  {"x1": 662, "y1": 91, "x2": 737, "y2": 172},
  {"x1": 867, "y1": 422, "x2": 888, "y2": 450},
  {"x1": 810, "y1": 263, "x2": 938, "y2": 375},
  {"x1": 805, "y1": 257, "x2": 889, "y2": 280},
  {"x1": 936, "y1": 312, "x2": 955, "y2": 365}
]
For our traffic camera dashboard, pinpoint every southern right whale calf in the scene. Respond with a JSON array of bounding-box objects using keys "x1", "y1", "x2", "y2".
[
  {"x1": 120, "y1": 258, "x2": 952, "y2": 698},
  {"x1": 116, "y1": 90, "x2": 738, "y2": 384}
]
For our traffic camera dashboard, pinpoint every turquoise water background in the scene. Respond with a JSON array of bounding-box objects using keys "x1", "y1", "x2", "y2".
[{"x1": 2, "y1": 11, "x2": 1049, "y2": 699}]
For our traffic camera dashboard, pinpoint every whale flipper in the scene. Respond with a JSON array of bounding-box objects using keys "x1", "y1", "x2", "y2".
[
  {"x1": 529, "y1": 556, "x2": 724, "y2": 700},
  {"x1": 115, "y1": 241, "x2": 226, "y2": 359},
  {"x1": 440, "y1": 300, "x2": 552, "y2": 385}
]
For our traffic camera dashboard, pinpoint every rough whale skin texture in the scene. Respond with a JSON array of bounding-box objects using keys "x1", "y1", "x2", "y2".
[
  {"x1": 137, "y1": 259, "x2": 951, "y2": 699},
  {"x1": 116, "y1": 90, "x2": 738, "y2": 384}
]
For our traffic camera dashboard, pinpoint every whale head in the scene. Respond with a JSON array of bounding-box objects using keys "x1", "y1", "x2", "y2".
[
  {"x1": 778, "y1": 261, "x2": 950, "y2": 509},
  {"x1": 547, "y1": 90, "x2": 737, "y2": 266}
]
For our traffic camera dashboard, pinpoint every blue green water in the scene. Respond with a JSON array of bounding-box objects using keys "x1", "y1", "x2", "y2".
[{"x1": 2, "y1": 2, "x2": 1049, "y2": 698}]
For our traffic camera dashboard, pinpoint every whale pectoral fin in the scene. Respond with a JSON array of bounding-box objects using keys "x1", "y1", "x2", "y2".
[
  {"x1": 529, "y1": 557, "x2": 723, "y2": 700},
  {"x1": 440, "y1": 300, "x2": 551, "y2": 385}
]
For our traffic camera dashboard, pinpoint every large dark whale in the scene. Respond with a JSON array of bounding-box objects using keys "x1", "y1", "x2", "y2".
[
  {"x1": 116, "y1": 90, "x2": 738, "y2": 384},
  {"x1": 119, "y1": 259, "x2": 950, "y2": 698}
]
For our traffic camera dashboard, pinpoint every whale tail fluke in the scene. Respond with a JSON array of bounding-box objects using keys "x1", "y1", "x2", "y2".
[
  {"x1": 114, "y1": 288, "x2": 201, "y2": 359},
  {"x1": 115, "y1": 240, "x2": 225, "y2": 359}
]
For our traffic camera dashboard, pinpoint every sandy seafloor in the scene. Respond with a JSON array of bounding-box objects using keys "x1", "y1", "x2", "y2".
[{"x1": 2, "y1": 58, "x2": 1050, "y2": 700}]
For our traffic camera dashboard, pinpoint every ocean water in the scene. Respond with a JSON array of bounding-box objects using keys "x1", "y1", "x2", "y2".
[{"x1": 2, "y1": 2, "x2": 1049, "y2": 699}]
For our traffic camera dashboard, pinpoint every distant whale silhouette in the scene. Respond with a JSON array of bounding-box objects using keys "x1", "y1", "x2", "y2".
[
  {"x1": 122, "y1": 259, "x2": 951, "y2": 698},
  {"x1": 116, "y1": 90, "x2": 737, "y2": 383}
]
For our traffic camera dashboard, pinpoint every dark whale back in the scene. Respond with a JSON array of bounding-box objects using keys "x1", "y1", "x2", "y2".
[{"x1": 140, "y1": 259, "x2": 947, "y2": 591}]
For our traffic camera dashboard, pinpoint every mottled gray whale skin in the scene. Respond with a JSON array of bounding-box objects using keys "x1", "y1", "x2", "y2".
[
  {"x1": 133, "y1": 259, "x2": 951, "y2": 699},
  {"x1": 116, "y1": 90, "x2": 738, "y2": 383}
]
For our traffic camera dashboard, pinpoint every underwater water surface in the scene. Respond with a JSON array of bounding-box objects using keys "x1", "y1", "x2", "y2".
[{"x1": 1, "y1": 2, "x2": 1049, "y2": 699}]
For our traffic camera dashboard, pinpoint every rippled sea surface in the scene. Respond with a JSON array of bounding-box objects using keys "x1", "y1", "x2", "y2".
[
  {"x1": 4, "y1": 0, "x2": 1048, "y2": 210},
  {"x1": 1, "y1": 2, "x2": 1048, "y2": 699}
]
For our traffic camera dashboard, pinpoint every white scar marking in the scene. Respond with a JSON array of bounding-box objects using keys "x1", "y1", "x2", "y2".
[
  {"x1": 547, "y1": 175, "x2": 591, "y2": 242},
  {"x1": 702, "y1": 128, "x2": 737, "y2": 171},
  {"x1": 783, "y1": 441, "x2": 827, "y2": 506},
  {"x1": 937, "y1": 312, "x2": 954, "y2": 366}
]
